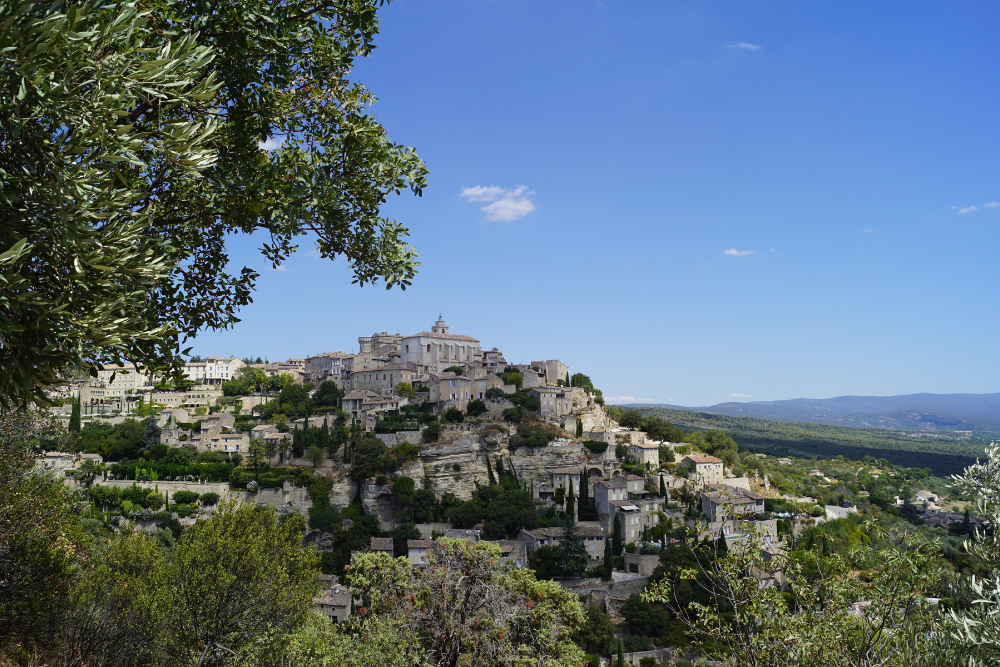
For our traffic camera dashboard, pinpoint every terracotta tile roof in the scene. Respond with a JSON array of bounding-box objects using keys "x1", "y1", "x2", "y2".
[
  {"x1": 553, "y1": 466, "x2": 584, "y2": 474},
  {"x1": 597, "y1": 477, "x2": 628, "y2": 489},
  {"x1": 370, "y1": 537, "x2": 394, "y2": 552},
  {"x1": 343, "y1": 390, "x2": 377, "y2": 400},
  {"x1": 407, "y1": 539, "x2": 435, "y2": 549},
  {"x1": 405, "y1": 331, "x2": 480, "y2": 342},
  {"x1": 685, "y1": 455, "x2": 723, "y2": 464},
  {"x1": 626, "y1": 475, "x2": 645, "y2": 480}
]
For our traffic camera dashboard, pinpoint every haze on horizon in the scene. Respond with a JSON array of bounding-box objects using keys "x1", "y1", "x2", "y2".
[{"x1": 192, "y1": 0, "x2": 1000, "y2": 407}]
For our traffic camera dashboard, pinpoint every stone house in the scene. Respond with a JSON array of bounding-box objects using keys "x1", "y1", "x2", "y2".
[
  {"x1": 776, "y1": 457, "x2": 792, "y2": 465},
  {"x1": 465, "y1": 371, "x2": 505, "y2": 400},
  {"x1": 528, "y1": 386, "x2": 588, "y2": 423},
  {"x1": 303, "y1": 351, "x2": 351, "y2": 387},
  {"x1": 400, "y1": 317, "x2": 482, "y2": 373},
  {"x1": 682, "y1": 454, "x2": 724, "y2": 486},
  {"x1": 312, "y1": 584, "x2": 353, "y2": 622},
  {"x1": 480, "y1": 347, "x2": 507, "y2": 375},
  {"x1": 495, "y1": 540, "x2": 528, "y2": 568},
  {"x1": 424, "y1": 373, "x2": 474, "y2": 411},
  {"x1": 627, "y1": 442, "x2": 660, "y2": 467},
  {"x1": 516, "y1": 526, "x2": 606, "y2": 558},
  {"x1": 701, "y1": 485, "x2": 765, "y2": 523},
  {"x1": 350, "y1": 364, "x2": 417, "y2": 394},
  {"x1": 407, "y1": 539, "x2": 436, "y2": 567},
  {"x1": 183, "y1": 357, "x2": 244, "y2": 386},
  {"x1": 623, "y1": 553, "x2": 660, "y2": 576},
  {"x1": 342, "y1": 391, "x2": 408, "y2": 430},
  {"x1": 509, "y1": 364, "x2": 545, "y2": 389},
  {"x1": 552, "y1": 466, "x2": 585, "y2": 495},
  {"x1": 194, "y1": 432, "x2": 249, "y2": 455},
  {"x1": 358, "y1": 332, "x2": 402, "y2": 358},
  {"x1": 251, "y1": 423, "x2": 278, "y2": 441},
  {"x1": 584, "y1": 428, "x2": 646, "y2": 446},
  {"x1": 610, "y1": 501, "x2": 645, "y2": 543}
]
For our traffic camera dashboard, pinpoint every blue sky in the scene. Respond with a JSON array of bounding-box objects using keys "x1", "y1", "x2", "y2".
[{"x1": 193, "y1": 0, "x2": 1000, "y2": 407}]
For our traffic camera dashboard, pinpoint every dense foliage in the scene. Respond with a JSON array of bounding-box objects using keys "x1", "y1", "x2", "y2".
[{"x1": 1, "y1": 0, "x2": 428, "y2": 406}]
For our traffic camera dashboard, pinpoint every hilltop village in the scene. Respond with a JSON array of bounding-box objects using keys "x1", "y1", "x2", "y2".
[{"x1": 40, "y1": 317, "x2": 991, "y2": 665}]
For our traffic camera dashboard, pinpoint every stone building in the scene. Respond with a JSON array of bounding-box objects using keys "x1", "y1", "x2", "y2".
[
  {"x1": 682, "y1": 454, "x2": 724, "y2": 486},
  {"x1": 303, "y1": 351, "x2": 351, "y2": 386},
  {"x1": 528, "y1": 386, "x2": 588, "y2": 423},
  {"x1": 350, "y1": 364, "x2": 417, "y2": 394},
  {"x1": 423, "y1": 373, "x2": 474, "y2": 411},
  {"x1": 400, "y1": 317, "x2": 482, "y2": 373},
  {"x1": 627, "y1": 442, "x2": 660, "y2": 467}
]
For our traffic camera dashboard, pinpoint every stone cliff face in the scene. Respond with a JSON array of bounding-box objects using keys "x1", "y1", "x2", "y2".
[{"x1": 323, "y1": 410, "x2": 623, "y2": 518}]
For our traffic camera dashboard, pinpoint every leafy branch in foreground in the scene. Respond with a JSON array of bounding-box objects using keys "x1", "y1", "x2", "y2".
[
  {"x1": 644, "y1": 518, "x2": 946, "y2": 667},
  {"x1": 0, "y1": 0, "x2": 428, "y2": 406}
]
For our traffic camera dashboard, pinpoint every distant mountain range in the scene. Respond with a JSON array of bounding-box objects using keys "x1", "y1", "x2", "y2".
[{"x1": 629, "y1": 392, "x2": 1000, "y2": 441}]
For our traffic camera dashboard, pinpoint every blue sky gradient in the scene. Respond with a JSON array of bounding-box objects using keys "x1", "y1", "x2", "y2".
[{"x1": 193, "y1": 1, "x2": 1000, "y2": 406}]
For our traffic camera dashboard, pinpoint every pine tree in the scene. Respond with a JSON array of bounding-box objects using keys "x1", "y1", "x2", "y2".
[
  {"x1": 486, "y1": 455, "x2": 497, "y2": 486},
  {"x1": 660, "y1": 475, "x2": 667, "y2": 498},
  {"x1": 613, "y1": 513, "x2": 623, "y2": 556},
  {"x1": 141, "y1": 416, "x2": 161, "y2": 451},
  {"x1": 566, "y1": 478, "x2": 575, "y2": 523},
  {"x1": 68, "y1": 396, "x2": 81, "y2": 433}
]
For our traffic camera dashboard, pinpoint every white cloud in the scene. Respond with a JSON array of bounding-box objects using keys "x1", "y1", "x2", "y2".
[
  {"x1": 717, "y1": 393, "x2": 752, "y2": 400},
  {"x1": 267, "y1": 265, "x2": 289, "y2": 272},
  {"x1": 728, "y1": 42, "x2": 761, "y2": 50},
  {"x1": 985, "y1": 201, "x2": 999, "y2": 209},
  {"x1": 458, "y1": 185, "x2": 508, "y2": 202},
  {"x1": 722, "y1": 248, "x2": 757, "y2": 256},
  {"x1": 770, "y1": 247, "x2": 777, "y2": 253},
  {"x1": 258, "y1": 136, "x2": 283, "y2": 151},
  {"x1": 957, "y1": 205, "x2": 978, "y2": 215},
  {"x1": 862, "y1": 229, "x2": 873, "y2": 233},
  {"x1": 460, "y1": 185, "x2": 536, "y2": 222}
]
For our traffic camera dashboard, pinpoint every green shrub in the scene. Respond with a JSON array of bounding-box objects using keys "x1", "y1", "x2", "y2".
[
  {"x1": 172, "y1": 490, "x2": 199, "y2": 505},
  {"x1": 394, "y1": 442, "x2": 419, "y2": 462},
  {"x1": 443, "y1": 407, "x2": 464, "y2": 423},
  {"x1": 173, "y1": 504, "x2": 198, "y2": 517},
  {"x1": 466, "y1": 399, "x2": 487, "y2": 416},
  {"x1": 422, "y1": 420, "x2": 441, "y2": 443},
  {"x1": 502, "y1": 407, "x2": 523, "y2": 424},
  {"x1": 375, "y1": 474, "x2": 388, "y2": 486},
  {"x1": 199, "y1": 492, "x2": 220, "y2": 505},
  {"x1": 583, "y1": 440, "x2": 608, "y2": 454},
  {"x1": 145, "y1": 493, "x2": 164, "y2": 510}
]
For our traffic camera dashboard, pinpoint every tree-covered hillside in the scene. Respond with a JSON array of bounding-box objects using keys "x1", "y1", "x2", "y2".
[{"x1": 625, "y1": 406, "x2": 986, "y2": 475}]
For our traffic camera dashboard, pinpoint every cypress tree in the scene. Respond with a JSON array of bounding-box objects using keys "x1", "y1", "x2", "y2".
[
  {"x1": 617, "y1": 640, "x2": 625, "y2": 667},
  {"x1": 660, "y1": 475, "x2": 667, "y2": 498},
  {"x1": 579, "y1": 473, "x2": 589, "y2": 518},
  {"x1": 566, "y1": 478, "x2": 575, "y2": 523},
  {"x1": 575, "y1": 418, "x2": 583, "y2": 438},
  {"x1": 69, "y1": 396, "x2": 81, "y2": 433},
  {"x1": 613, "y1": 513, "x2": 623, "y2": 556},
  {"x1": 603, "y1": 538, "x2": 613, "y2": 579},
  {"x1": 486, "y1": 455, "x2": 497, "y2": 486}
]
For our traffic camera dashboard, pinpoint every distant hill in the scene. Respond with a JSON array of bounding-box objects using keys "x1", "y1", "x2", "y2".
[
  {"x1": 631, "y1": 392, "x2": 1000, "y2": 441},
  {"x1": 621, "y1": 406, "x2": 989, "y2": 476}
]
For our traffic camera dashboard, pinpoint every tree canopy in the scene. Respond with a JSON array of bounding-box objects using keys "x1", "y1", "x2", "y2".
[{"x1": 1, "y1": 0, "x2": 427, "y2": 406}]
